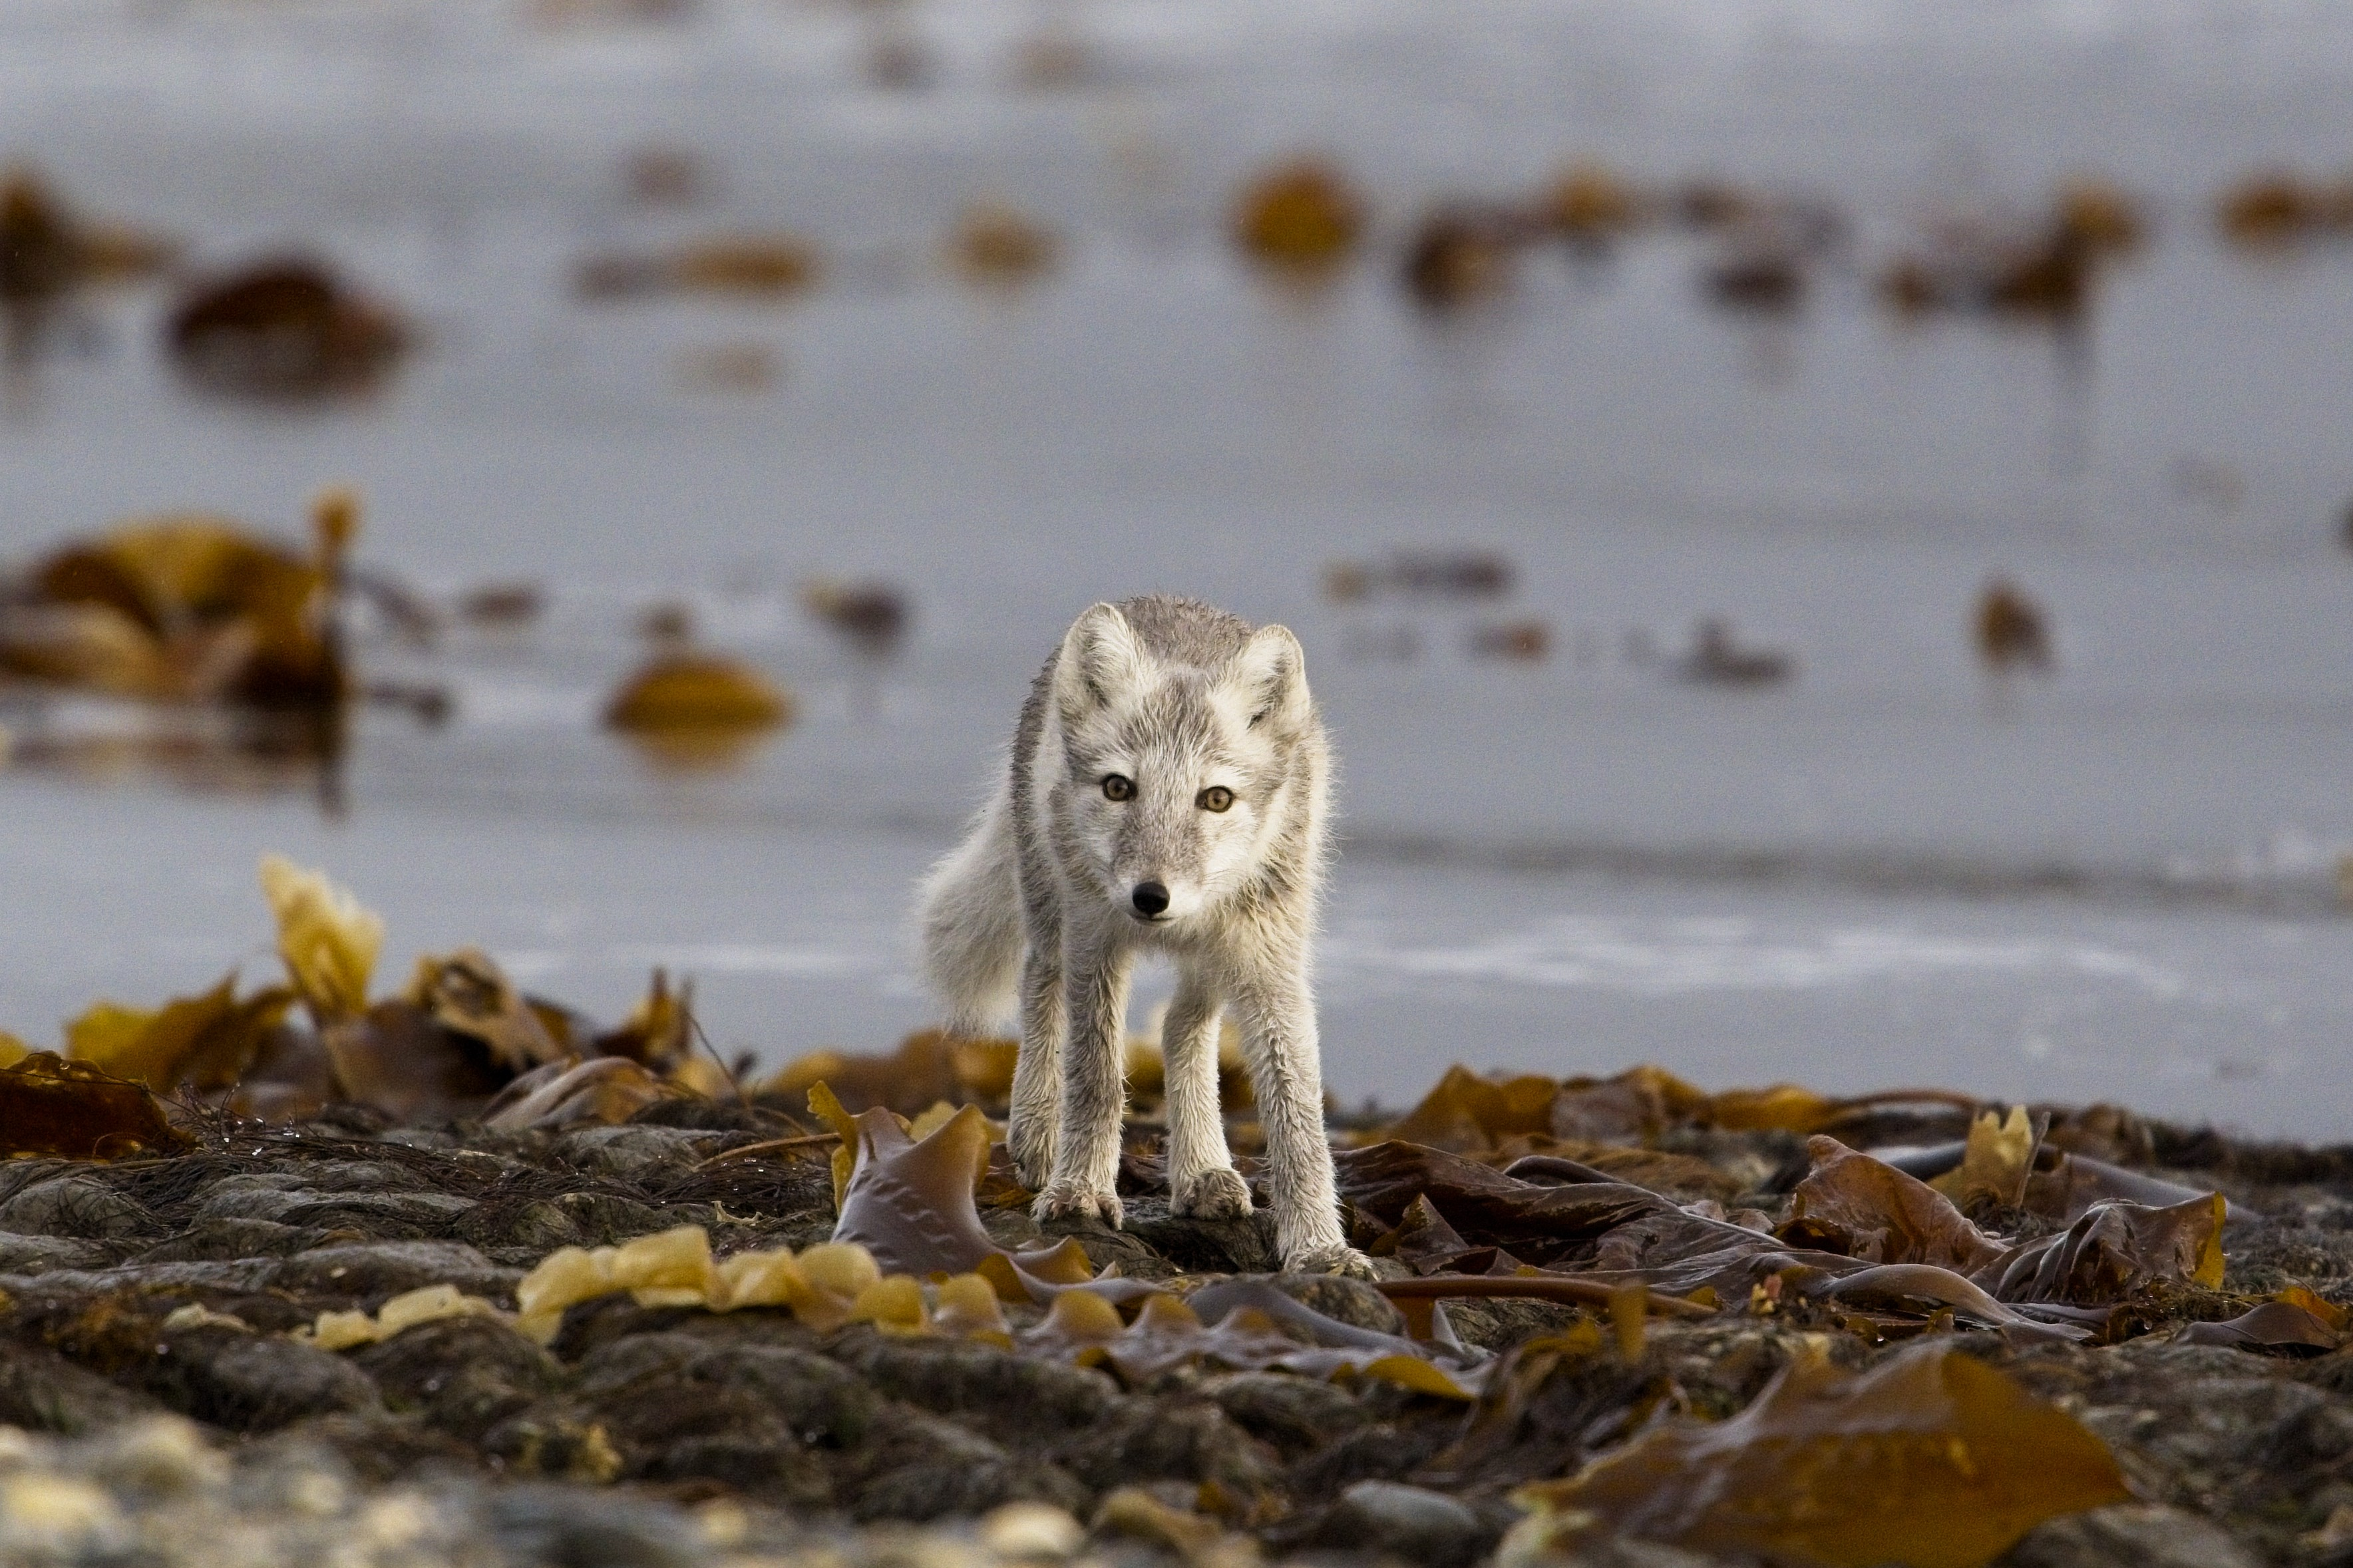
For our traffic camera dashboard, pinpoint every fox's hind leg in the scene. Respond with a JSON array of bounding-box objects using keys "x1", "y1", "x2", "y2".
[
  {"x1": 1007, "y1": 943, "x2": 1064, "y2": 1191},
  {"x1": 1163, "y1": 963, "x2": 1250, "y2": 1220},
  {"x1": 1033, "y1": 925, "x2": 1131, "y2": 1227}
]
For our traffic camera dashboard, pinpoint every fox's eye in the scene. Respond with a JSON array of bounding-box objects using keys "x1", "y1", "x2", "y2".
[
  {"x1": 1102, "y1": 774, "x2": 1135, "y2": 802},
  {"x1": 1197, "y1": 786, "x2": 1234, "y2": 813}
]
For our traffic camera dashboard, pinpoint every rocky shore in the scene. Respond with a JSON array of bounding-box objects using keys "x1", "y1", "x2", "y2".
[{"x1": 0, "y1": 1074, "x2": 2343, "y2": 1568}]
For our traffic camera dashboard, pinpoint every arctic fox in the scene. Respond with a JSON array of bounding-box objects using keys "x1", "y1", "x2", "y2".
[{"x1": 917, "y1": 595, "x2": 1362, "y2": 1273}]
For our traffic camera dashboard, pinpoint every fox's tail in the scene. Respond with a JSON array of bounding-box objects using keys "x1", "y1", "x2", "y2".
[{"x1": 916, "y1": 782, "x2": 1025, "y2": 1035}]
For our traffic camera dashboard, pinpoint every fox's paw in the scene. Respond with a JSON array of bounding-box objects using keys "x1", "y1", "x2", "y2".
[
  {"x1": 1169, "y1": 1168, "x2": 1254, "y2": 1221},
  {"x1": 1033, "y1": 1183, "x2": 1124, "y2": 1229},
  {"x1": 1006, "y1": 1122, "x2": 1057, "y2": 1193},
  {"x1": 1288, "y1": 1243, "x2": 1376, "y2": 1279}
]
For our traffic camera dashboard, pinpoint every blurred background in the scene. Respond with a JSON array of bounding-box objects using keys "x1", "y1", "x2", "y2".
[{"x1": 1, "y1": 0, "x2": 2350, "y2": 1132}]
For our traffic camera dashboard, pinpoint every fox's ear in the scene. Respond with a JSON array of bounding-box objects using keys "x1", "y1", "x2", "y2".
[
  {"x1": 1054, "y1": 602, "x2": 1151, "y2": 721},
  {"x1": 1224, "y1": 623, "x2": 1310, "y2": 734}
]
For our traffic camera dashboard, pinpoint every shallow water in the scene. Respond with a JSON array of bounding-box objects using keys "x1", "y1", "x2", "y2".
[{"x1": 0, "y1": 0, "x2": 2350, "y2": 1131}]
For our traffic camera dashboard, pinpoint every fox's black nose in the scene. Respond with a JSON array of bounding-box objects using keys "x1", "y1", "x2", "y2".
[{"x1": 1131, "y1": 881, "x2": 1170, "y2": 917}]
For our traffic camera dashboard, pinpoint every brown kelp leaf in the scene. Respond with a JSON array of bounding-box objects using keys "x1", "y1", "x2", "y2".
[
  {"x1": 1385, "y1": 1065, "x2": 1561, "y2": 1152},
  {"x1": 321, "y1": 1000, "x2": 506, "y2": 1121},
  {"x1": 65, "y1": 974, "x2": 295, "y2": 1092},
  {"x1": 2174, "y1": 1301, "x2": 2342, "y2": 1354},
  {"x1": 818, "y1": 1088, "x2": 1155, "y2": 1309},
  {"x1": 405, "y1": 948, "x2": 563, "y2": 1075},
  {"x1": 15, "y1": 513, "x2": 337, "y2": 705},
  {"x1": 1932, "y1": 1106, "x2": 2039, "y2": 1209},
  {"x1": 604, "y1": 653, "x2": 791, "y2": 732},
  {"x1": 667, "y1": 236, "x2": 819, "y2": 297},
  {"x1": 259, "y1": 856, "x2": 383, "y2": 1023},
  {"x1": 1021, "y1": 1289, "x2": 1479, "y2": 1398},
  {"x1": 0, "y1": 1052, "x2": 189, "y2": 1158},
  {"x1": 1336, "y1": 1142, "x2": 1829, "y2": 1299},
  {"x1": 1511, "y1": 1342, "x2": 2129, "y2": 1567},
  {"x1": 1703, "y1": 1082, "x2": 1841, "y2": 1133},
  {"x1": 0, "y1": 1032, "x2": 29, "y2": 1068},
  {"x1": 828, "y1": 1098, "x2": 1003, "y2": 1275},
  {"x1": 1991, "y1": 1194, "x2": 2226, "y2": 1305},
  {"x1": 2278, "y1": 1285, "x2": 2352, "y2": 1333},
  {"x1": 590, "y1": 969, "x2": 693, "y2": 1074},
  {"x1": 1377, "y1": 1194, "x2": 1480, "y2": 1275},
  {"x1": 772, "y1": 1030, "x2": 981, "y2": 1120},
  {"x1": 1814, "y1": 1265, "x2": 2091, "y2": 1344},
  {"x1": 1791, "y1": 1137, "x2": 2005, "y2": 1274},
  {"x1": 1231, "y1": 160, "x2": 1367, "y2": 274},
  {"x1": 2022, "y1": 1150, "x2": 2223, "y2": 1222},
  {"x1": 482, "y1": 1056, "x2": 679, "y2": 1130}
]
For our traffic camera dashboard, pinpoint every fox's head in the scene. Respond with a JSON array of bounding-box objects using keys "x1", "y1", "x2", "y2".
[{"x1": 1051, "y1": 601, "x2": 1315, "y2": 929}]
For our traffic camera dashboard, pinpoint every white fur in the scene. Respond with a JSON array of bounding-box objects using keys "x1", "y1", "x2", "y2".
[{"x1": 915, "y1": 596, "x2": 1363, "y2": 1273}]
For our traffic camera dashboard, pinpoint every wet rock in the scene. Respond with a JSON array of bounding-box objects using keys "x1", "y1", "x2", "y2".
[
  {"x1": 1127, "y1": 1201, "x2": 1281, "y2": 1274},
  {"x1": 1431, "y1": 1294, "x2": 1586, "y2": 1352},
  {"x1": 512, "y1": 1330, "x2": 878, "y2": 1503},
  {"x1": 486, "y1": 1487, "x2": 707, "y2": 1568},
  {"x1": 847, "y1": 1404, "x2": 1088, "y2": 1522},
  {"x1": 1266, "y1": 1272, "x2": 1409, "y2": 1336},
  {"x1": 1307, "y1": 1480, "x2": 1489, "y2": 1568},
  {"x1": 0, "y1": 1177, "x2": 156, "y2": 1241},
  {"x1": 134, "y1": 1218, "x2": 333, "y2": 1264},
  {"x1": 140, "y1": 1326, "x2": 379, "y2": 1432},
  {"x1": 1033, "y1": 1213, "x2": 1174, "y2": 1277},
  {"x1": 0, "y1": 1232, "x2": 120, "y2": 1273},
  {"x1": 270, "y1": 1191, "x2": 478, "y2": 1238},
  {"x1": 351, "y1": 1317, "x2": 566, "y2": 1439},
  {"x1": 1202, "y1": 1371, "x2": 1371, "y2": 1456},
  {"x1": 1289, "y1": 1420, "x2": 1455, "y2": 1497},
  {"x1": 2002, "y1": 1503, "x2": 2261, "y2": 1568},
  {"x1": 267, "y1": 1240, "x2": 517, "y2": 1303},
  {"x1": 554, "y1": 1125, "x2": 723, "y2": 1183},
  {"x1": 0, "y1": 1340, "x2": 168, "y2": 1434},
  {"x1": 1062, "y1": 1398, "x2": 1276, "y2": 1493},
  {"x1": 829, "y1": 1331, "x2": 1119, "y2": 1429}
]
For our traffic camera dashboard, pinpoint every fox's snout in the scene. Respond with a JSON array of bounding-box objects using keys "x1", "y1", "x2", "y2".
[{"x1": 1129, "y1": 880, "x2": 1170, "y2": 918}]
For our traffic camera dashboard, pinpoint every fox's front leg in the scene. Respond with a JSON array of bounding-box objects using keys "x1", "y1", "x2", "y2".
[
  {"x1": 1033, "y1": 929, "x2": 1131, "y2": 1227},
  {"x1": 1228, "y1": 959, "x2": 1367, "y2": 1275},
  {"x1": 1162, "y1": 965, "x2": 1250, "y2": 1220},
  {"x1": 1005, "y1": 945, "x2": 1065, "y2": 1191}
]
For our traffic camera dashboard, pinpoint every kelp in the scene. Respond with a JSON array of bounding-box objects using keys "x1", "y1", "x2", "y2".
[
  {"x1": 811, "y1": 1086, "x2": 1150, "y2": 1308},
  {"x1": 1337, "y1": 1134, "x2": 2227, "y2": 1340},
  {"x1": 2, "y1": 498, "x2": 350, "y2": 710},
  {"x1": 259, "y1": 856, "x2": 383, "y2": 1024},
  {"x1": 1789, "y1": 1136, "x2": 2006, "y2": 1273},
  {"x1": 1508, "y1": 1343, "x2": 2130, "y2": 1568},
  {"x1": 405, "y1": 949, "x2": 564, "y2": 1076},
  {"x1": 1231, "y1": 160, "x2": 1367, "y2": 275},
  {"x1": 604, "y1": 654, "x2": 790, "y2": 732},
  {"x1": 504, "y1": 1225, "x2": 1007, "y2": 1344},
  {"x1": 2174, "y1": 1300, "x2": 2342, "y2": 1354},
  {"x1": 1019, "y1": 1288, "x2": 1479, "y2": 1399},
  {"x1": 482, "y1": 1056, "x2": 682, "y2": 1131},
  {"x1": 1375, "y1": 1063, "x2": 1975, "y2": 1158},
  {"x1": 64, "y1": 975, "x2": 294, "y2": 1092},
  {"x1": 0, "y1": 1052, "x2": 188, "y2": 1159},
  {"x1": 299, "y1": 1284, "x2": 511, "y2": 1351},
  {"x1": 1930, "y1": 1105, "x2": 2040, "y2": 1209},
  {"x1": 1990, "y1": 1193, "x2": 2227, "y2": 1304}
]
